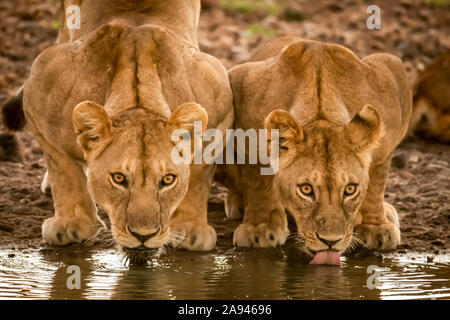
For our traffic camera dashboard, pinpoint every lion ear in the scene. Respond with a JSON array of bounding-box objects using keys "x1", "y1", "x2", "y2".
[
  {"x1": 72, "y1": 101, "x2": 112, "y2": 153},
  {"x1": 166, "y1": 102, "x2": 208, "y2": 163},
  {"x1": 344, "y1": 104, "x2": 383, "y2": 152},
  {"x1": 264, "y1": 109, "x2": 303, "y2": 158},
  {"x1": 166, "y1": 102, "x2": 208, "y2": 138},
  {"x1": 279, "y1": 41, "x2": 309, "y2": 71}
]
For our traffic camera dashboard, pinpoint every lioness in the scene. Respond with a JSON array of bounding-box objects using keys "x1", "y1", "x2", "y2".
[
  {"x1": 409, "y1": 51, "x2": 450, "y2": 144},
  {"x1": 223, "y1": 37, "x2": 411, "y2": 264},
  {"x1": 2, "y1": 0, "x2": 233, "y2": 251}
]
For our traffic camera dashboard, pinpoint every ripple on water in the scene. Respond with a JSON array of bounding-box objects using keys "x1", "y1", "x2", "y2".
[{"x1": 0, "y1": 249, "x2": 448, "y2": 299}]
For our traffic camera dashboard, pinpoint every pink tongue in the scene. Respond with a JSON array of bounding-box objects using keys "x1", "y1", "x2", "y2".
[{"x1": 309, "y1": 250, "x2": 341, "y2": 266}]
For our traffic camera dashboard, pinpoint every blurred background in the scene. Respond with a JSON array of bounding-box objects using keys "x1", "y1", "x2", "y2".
[{"x1": 1, "y1": 0, "x2": 449, "y2": 101}]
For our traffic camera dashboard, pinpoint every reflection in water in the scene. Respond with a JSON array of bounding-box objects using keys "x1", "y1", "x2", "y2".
[{"x1": 0, "y1": 247, "x2": 448, "y2": 300}]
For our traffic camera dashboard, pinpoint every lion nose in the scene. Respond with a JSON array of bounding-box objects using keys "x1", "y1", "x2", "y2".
[
  {"x1": 128, "y1": 226, "x2": 160, "y2": 243},
  {"x1": 316, "y1": 232, "x2": 342, "y2": 247}
]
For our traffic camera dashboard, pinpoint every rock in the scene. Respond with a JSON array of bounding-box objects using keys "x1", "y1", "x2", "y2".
[
  {"x1": 0, "y1": 224, "x2": 14, "y2": 232},
  {"x1": 392, "y1": 153, "x2": 407, "y2": 169},
  {"x1": 431, "y1": 240, "x2": 445, "y2": 246}
]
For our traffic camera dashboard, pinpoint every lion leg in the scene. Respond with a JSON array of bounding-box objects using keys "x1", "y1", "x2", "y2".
[
  {"x1": 233, "y1": 165, "x2": 289, "y2": 248},
  {"x1": 215, "y1": 163, "x2": 243, "y2": 220},
  {"x1": 170, "y1": 164, "x2": 217, "y2": 251},
  {"x1": 225, "y1": 189, "x2": 244, "y2": 220},
  {"x1": 41, "y1": 153, "x2": 105, "y2": 246},
  {"x1": 355, "y1": 156, "x2": 401, "y2": 250}
]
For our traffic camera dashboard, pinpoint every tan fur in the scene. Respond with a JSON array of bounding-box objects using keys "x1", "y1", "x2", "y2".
[
  {"x1": 225, "y1": 37, "x2": 411, "y2": 253},
  {"x1": 409, "y1": 51, "x2": 450, "y2": 143},
  {"x1": 23, "y1": 0, "x2": 233, "y2": 251}
]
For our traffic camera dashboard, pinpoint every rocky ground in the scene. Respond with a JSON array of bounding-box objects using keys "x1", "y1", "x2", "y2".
[{"x1": 0, "y1": 0, "x2": 448, "y2": 255}]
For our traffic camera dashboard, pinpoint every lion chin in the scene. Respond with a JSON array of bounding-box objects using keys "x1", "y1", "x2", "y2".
[{"x1": 122, "y1": 247, "x2": 160, "y2": 266}]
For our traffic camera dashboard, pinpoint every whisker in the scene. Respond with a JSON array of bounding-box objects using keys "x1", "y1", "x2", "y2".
[
  {"x1": 121, "y1": 254, "x2": 130, "y2": 267},
  {"x1": 352, "y1": 233, "x2": 365, "y2": 246},
  {"x1": 342, "y1": 234, "x2": 365, "y2": 255}
]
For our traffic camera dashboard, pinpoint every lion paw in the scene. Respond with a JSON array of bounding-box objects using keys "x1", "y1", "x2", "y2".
[
  {"x1": 233, "y1": 223, "x2": 288, "y2": 248},
  {"x1": 170, "y1": 222, "x2": 217, "y2": 251},
  {"x1": 354, "y1": 222, "x2": 400, "y2": 251},
  {"x1": 42, "y1": 215, "x2": 105, "y2": 246}
]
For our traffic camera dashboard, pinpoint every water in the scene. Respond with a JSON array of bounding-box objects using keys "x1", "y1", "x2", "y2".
[{"x1": 0, "y1": 246, "x2": 448, "y2": 300}]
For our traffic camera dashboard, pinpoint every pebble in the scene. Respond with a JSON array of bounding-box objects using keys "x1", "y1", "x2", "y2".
[
  {"x1": 31, "y1": 162, "x2": 42, "y2": 169},
  {"x1": 408, "y1": 155, "x2": 420, "y2": 163}
]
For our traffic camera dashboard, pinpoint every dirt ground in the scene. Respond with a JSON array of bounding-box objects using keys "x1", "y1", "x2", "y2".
[{"x1": 0, "y1": 0, "x2": 448, "y2": 255}]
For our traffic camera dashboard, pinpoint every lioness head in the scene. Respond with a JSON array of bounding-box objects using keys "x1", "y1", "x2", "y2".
[
  {"x1": 265, "y1": 105, "x2": 383, "y2": 258},
  {"x1": 72, "y1": 101, "x2": 207, "y2": 250}
]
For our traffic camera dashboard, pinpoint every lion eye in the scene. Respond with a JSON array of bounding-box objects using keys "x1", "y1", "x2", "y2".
[
  {"x1": 298, "y1": 183, "x2": 314, "y2": 197},
  {"x1": 111, "y1": 172, "x2": 127, "y2": 185},
  {"x1": 344, "y1": 184, "x2": 358, "y2": 197},
  {"x1": 161, "y1": 174, "x2": 176, "y2": 187}
]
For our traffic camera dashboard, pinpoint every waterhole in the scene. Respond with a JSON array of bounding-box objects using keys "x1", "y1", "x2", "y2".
[{"x1": 0, "y1": 247, "x2": 448, "y2": 300}]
